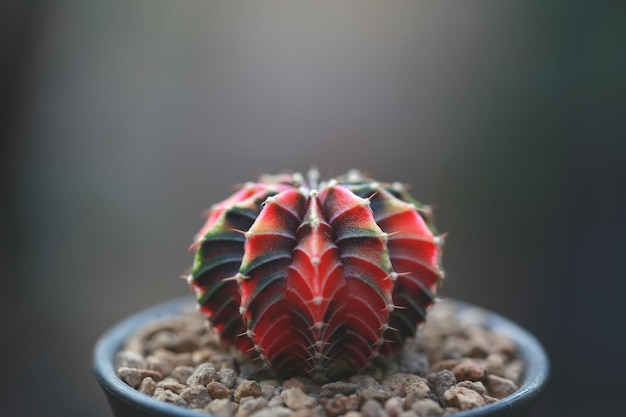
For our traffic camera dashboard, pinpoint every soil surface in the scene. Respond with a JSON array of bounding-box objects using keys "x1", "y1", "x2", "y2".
[{"x1": 116, "y1": 300, "x2": 522, "y2": 416}]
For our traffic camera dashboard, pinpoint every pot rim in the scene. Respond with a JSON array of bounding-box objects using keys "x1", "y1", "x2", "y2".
[{"x1": 94, "y1": 296, "x2": 549, "y2": 417}]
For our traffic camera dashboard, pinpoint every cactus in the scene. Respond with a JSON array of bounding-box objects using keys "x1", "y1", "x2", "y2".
[{"x1": 186, "y1": 170, "x2": 444, "y2": 378}]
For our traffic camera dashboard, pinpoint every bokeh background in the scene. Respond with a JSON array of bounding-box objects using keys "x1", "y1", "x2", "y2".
[{"x1": 2, "y1": 2, "x2": 625, "y2": 417}]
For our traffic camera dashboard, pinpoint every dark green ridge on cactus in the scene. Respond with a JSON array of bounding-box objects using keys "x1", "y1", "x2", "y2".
[{"x1": 186, "y1": 169, "x2": 444, "y2": 378}]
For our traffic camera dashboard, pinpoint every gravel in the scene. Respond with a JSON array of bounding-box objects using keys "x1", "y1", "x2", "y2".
[{"x1": 116, "y1": 300, "x2": 521, "y2": 416}]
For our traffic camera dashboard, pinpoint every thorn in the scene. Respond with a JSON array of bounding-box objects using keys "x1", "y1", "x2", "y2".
[
  {"x1": 392, "y1": 182, "x2": 405, "y2": 192},
  {"x1": 238, "y1": 329, "x2": 255, "y2": 339},
  {"x1": 188, "y1": 238, "x2": 204, "y2": 252},
  {"x1": 239, "y1": 306, "x2": 246, "y2": 316},
  {"x1": 311, "y1": 256, "x2": 321, "y2": 266},
  {"x1": 434, "y1": 232, "x2": 448, "y2": 246},
  {"x1": 309, "y1": 189, "x2": 319, "y2": 198},
  {"x1": 385, "y1": 271, "x2": 411, "y2": 281},
  {"x1": 380, "y1": 323, "x2": 399, "y2": 332},
  {"x1": 221, "y1": 273, "x2": 249, "y2": 284},
  {"x1": 307, "y1": 296, "x2": 328, "y2": 306},
  {"x1": 231, "y1": 228, "x2": 247, "y2": 236},
  {"x1": 184, "y1": 274, "x2": 194, "y2": 284},
  {"x1": 310, "y1": 321, "x2": 326, "y2": 331},
  {"x1": 439, "y1": 269, "x2": 446, "y2": 280},
  {"x1": 385, "y1": 304, "x2": 407, "y2": 313},
  {"x1": 327, "y1": 179, "x2": 338, "y2": 188},
  {"x1": 417, "y1": 204, "x2": 433, "y2": 215}
]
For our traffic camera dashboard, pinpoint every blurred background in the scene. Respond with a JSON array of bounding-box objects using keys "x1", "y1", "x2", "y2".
[{"x1": 2, "y1": 1, "x2": 625, "y2": 416}]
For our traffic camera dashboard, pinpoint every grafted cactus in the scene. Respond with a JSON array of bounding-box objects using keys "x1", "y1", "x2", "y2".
[{"x1": 186, "y1": 170, "x2": 444, "y2": 378}]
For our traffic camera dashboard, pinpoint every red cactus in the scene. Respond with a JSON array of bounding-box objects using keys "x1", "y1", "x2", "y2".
[{"x1": 187, "y1": 170, "x2": 444, "y2": 378}]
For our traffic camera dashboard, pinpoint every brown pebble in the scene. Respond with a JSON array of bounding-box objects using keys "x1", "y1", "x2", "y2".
[
  {"x1": 207, "y1": 381, "x2": 231, "y2": 399},
  {"x1": 384, "y1": 396, "x2": 404, "y2": 417},
  {"x1": 170, "y1": 365, "x2": 194, "y2": 384},
  {"x1": 206, "y1": 398, "x2": 236, "y2": 416},
  {"x1": 482, "y1": 395, "x2": 498, "y2": 404},
  {"x1": 411, "y1": 398, "x2": 444, "y2": 416},
  {"x1": 283, "y1": 377, "x2": 307, "y2": 392},
  {"x1": 358, "y1": 388, "x2": 390, "y2": 403},
  {"x1": 154, "y1": 389, "x2": 187, "y2": 407},
  {"x1": 451, "y1": 361, "x2": 487, "y2": 382},
  {"x1": 267, "y1": 395, "x2": 284, "y2": 408},
  {"x1": 174, "y1": 352, "x2": 194, "y2": 367},
  {"x1": 180, "y1": 385, "x2": 212, "y2": 409},
  {"x1": 321, "y1": 394, "x2": 360, "y2": 417},
  {"x1": 343, "y1": 412, "x2": 363, "y2": 417},
  {"x1": 431, "y1": 359, "x2": 460, "y2": 372},
  {"x1": 158, "y1": 381, "x2": 186, "y2": 395},
  {"x1": 237, "y1": 396, "x2": 268, "y2": 417},
  {"x1": 116, "y1": 350, "x2": 147, "y2": 369},
  {"x1": 234, "y1": 380, "x2": 263, "y2": 401},
  {"x1": 456, "y1": 380, "x2": 486, "y2": 395},
  {"x1": 249, "y1": 406, "x2": 293, "y2": 417},
  {"x1": 486, "y1": 374, "x2": 518, "y2": 399},
  {"x1": 139, "y1": 377, "x2": 157, "y2": 396},
  {"x1": 401, "y1": 378, "x2": 430, "y2": 398},
  {"x1": 350, "y1": 375, "x2": 382, "y2": 391},
  {"x1": 146, "y1": 355, "x2": 174, "y2": 376},
  {"x1": 503, "y1": 359, "x2": 523, "y2": 383},
  {"x1": 382, "y1": 374, "x2": 421, "y2": 395},
  {"x1": 281, "y1": 387, "x2": 316, "y2": 410},
  {"x1": 117, "y1": 367, "x2": 143, "y2": 388},
  {"x1": 320, "y1": 381, "x2": 359, "y2": 398},
  {"x1": 187, "y1": 363, "x2": 217, "y2": 386},
  {"x1": 443, "y1": 387, "x2": 485, "y2": 410},
  {"x1": 361, "y1": 399, "x2": 385, "y2": 417}
]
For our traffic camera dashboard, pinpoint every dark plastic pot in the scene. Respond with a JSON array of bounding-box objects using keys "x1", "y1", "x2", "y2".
[{"x1": 94, "y1": 296, "x2": 549, "y2": 417}]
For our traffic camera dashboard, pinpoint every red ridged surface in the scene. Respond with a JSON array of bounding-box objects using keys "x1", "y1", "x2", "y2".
[{"x1": 188, "y1": 170, "x2": 444, "y2": 378}]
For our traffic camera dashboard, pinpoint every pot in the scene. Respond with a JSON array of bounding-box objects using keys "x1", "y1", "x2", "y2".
[{"x1": 94, "y1": 296, "x2": 549, "y2": 417}]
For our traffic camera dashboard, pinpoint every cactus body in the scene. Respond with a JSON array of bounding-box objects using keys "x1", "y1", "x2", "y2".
[{"x1": 187, "y1": 170, "x2": 444, "y2": 378}]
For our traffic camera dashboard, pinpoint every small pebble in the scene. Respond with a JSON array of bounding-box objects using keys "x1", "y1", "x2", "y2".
[
  {"x1": 154, "y1": 389, "x2": 187, "y2": 407},
  {"x1": 249, "y1": 406, "x2": 293, "y2": 417},
  {"x1": 360, "y1": 399, "x2": 385, "y2": 417},
  {"x1": 116, "y1": 350, "x2": 147, "y2": 369},
  {"x1": 456, "y1": 380, "x2": 486, "y2": 395},
  {"x1": 281, "y1": 387, "x2": 317, "y2": 410},
  {"x1": 117, "y1": 367, "x2": 162, "y2": 388},
  {"x1": 218, "y1": 368, "x2": 237, "y2": 388},
  {"x1": 320, "y1": 381, "x2": 360, "y2": 398},
  {"x1": 385, "y1": 396, "x2": 404, "y2": 417},
  {"x1": 207, "y1": 381, "x2": 231, "y2": 399},
  {"x1": 187, "y1": 363, "x2": 217, "y2": 386},
  {"x1": 451, "y1": 362, "x2": 486, "y2": 382},
  {"x1": 268, "y1": 395, "x2": 285, "y2": 407},
  {"x1": 234, "y1": 380, "x2": 263, "y2": 401},
  {"x1": 431, "y1": 370, "x2": 456, "y2": 400},
  {"x1": 146, "y1": 355, "x2": 174, "y2": 376},
  {"x1": 401, "y1": 378, "x2": 430, "y2": 398},
  {"x1": 170, "y1": 365, "x2": 194, "y2": 384},
  {"x1": 139, "y1": 377, "x2": 157, "y2": 396},
  {"x1": 180, "y1": 385, "x2": 212, "y2": 409},
  {"x1": 443, "y1": 387, "x2": 485, "y2": 410},
  {"x1": 158, "y1": 381, "x2": 186, "y2": 395},
  {"x1": 206, "y1": 398, "x2": 236, "y2": 416},
  {"x1": 321, "y1": 394, "x2": 360, "y2": 417},
  {"x1": 411, "y1": 399, "x2": 444, "y2": 416},
  {"x1": 486, "y1": 375, "x2": 518, "y2": 399},
  {"x1": 237, "y1": 396, "x2": 268, "y2": 417},
  {"x1": 283, "y1": 377, "x2": 307, "y2": 392}
]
